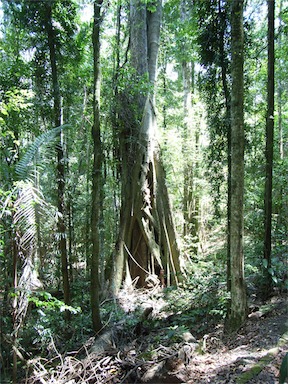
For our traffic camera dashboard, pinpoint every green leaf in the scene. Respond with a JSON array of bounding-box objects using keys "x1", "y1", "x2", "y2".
[
  {"x1": 279, "y1": 353, "x2": 288, "y2": 384},
  {"x1": 16, "y1": 124, "x2": 71, "y2": 180},
  {"x1": 13, "y1": 180, "x2": 47, "y2": 250}
]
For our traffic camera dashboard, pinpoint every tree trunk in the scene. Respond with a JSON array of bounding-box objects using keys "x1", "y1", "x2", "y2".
[
  {"x1": 217, "y1": 0, "x2": 232, "y2": 292},
  {"x1": 182, "y1": 60, "x2": 199, "y2": 250},
  {"x1": 44, "y1": 3, "x2": 70, "y2": 311},
  {"x1": 111, "y1": 0, "x2": 181, "y2": 294},
  {"x1": 180, "y1": 2, "x2": 199, "y2": 252},
  {"x1": 263, "y1": 0, "x2": 275, "y2": 298},
  {"x1": 225, "y1": 0, "x2": 247, "y2": 333},
  {"x1": 275, "y1": 0, "x2": 285, "y2": 243},
  {"x1": 11, "y1": 230, "x2": 18, "y2": 384},
  {"x1": 34, "y1": 161, "x2": 45, "y2": 279},
  {"x1": 90, "y1": 0, "x2": 103, "y2": 333}
]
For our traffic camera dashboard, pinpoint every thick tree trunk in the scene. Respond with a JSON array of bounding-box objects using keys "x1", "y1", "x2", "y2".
[
  {"x1": 263, "y1": 0, "x2": 275, "y2": 298},
  {"x1": 225, "y1": 0, "x2": 247, "y2": 333},
  {"x1": 45, "y1": 3, "x2": 70, "y2": 312},
  {"x1": 91, "y1": 0, "x2": 103, "y2": 333},
  {"x1": 111, "y1": 0, "x2": 181, "y2": 294}
]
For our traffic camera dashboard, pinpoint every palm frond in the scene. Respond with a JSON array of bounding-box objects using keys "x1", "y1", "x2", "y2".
[
  {"x1": 13, "y1": 180, "x2": 47, "y2": 250},
  {"x1": 16, "y1": 124, "x2": 71, "y2": 180}
]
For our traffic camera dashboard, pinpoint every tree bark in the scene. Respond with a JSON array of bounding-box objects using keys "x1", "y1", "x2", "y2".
[
  {"x1": 180, "y1": 2, "x2": 199, "y2": 252},
  {"x1": 275, "y1": 0, "x2": 285, "y2": 239},
  {"x1": 217, "y1": 0, "x2": 232, "y2": 292},
  {"x1": 263, "y1": 0, "x2": 275, "y2": 297},
  {"x1": 44, "y1": 2, "x2": 71, "y2": 312},
  {"x1": 111, "y1": 0, "x2": 181, "y2": 294},
  {"x1": 91, "y1": 0, "x2": 103, "y2": 333},
  {"x1": 225, "y1": 0, "x2": 247, "y2": 333}
]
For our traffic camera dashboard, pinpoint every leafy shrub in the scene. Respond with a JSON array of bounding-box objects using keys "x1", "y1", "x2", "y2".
[{"x1": 164, "y1": 272, "x2": 229, "y2": 335}]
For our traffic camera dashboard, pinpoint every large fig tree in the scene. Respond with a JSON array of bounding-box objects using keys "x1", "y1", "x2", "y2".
[{"x1": 111, "y1": 0, "x2": 181, "y2": 293}]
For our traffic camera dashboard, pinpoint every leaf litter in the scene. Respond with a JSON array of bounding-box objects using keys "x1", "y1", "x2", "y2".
[{"x1": 23, "y1": 288, "x2": 288, "y2": 384}]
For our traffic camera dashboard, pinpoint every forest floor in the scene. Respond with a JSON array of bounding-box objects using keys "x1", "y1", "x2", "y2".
[
  {"x1": 169, "y1": 296, "x2": 288, "y2": 384},
  {"x1": 24, "y1": 288, "x2": 288, "y2": 384}
]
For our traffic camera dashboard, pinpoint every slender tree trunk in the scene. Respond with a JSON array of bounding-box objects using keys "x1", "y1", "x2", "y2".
[
  {"x1": 180, "y1": 3, "x2": 189, "y2": 238},
  {"x1": 106, "y1": 0, "x2": 123, "y2": 289},
  {"x1": 45, "y1": 3, "x2": 70, "y2": 311},
  {"x1": 180, "y1": 0, "x2": 199, "y2": 251},
  {"x1": 263, "y1": 0, "x2": 275, "y2": 297},
  {"x1": 85, "y1": 132, "x2": 92, "y2": 277},
  {"x1": 11, "y1": 231, "x2": 18, "y2": 384},
  {"x1": 34, "y1": 159, "x2": 45, "y2": 279},
  {"x1": 79, "y1": 86, "x2": 92, "y2": 277},
  {"x1": 67, "y1": 197, "x2": 74, "y2": 283},
  {"x1": 276, "y1": 0, "x2": 285, "y2": 237},
  {"x1": 225, "y1": 0, "x2": 247, "y2": 333},
  {"x1": 182, "y1": 60, "x2": 199, "y2": 251},
  {"x1": 277, "y1": 0, "x2": 283, "y2": 162},
  {"x1": 217, "y1": 0, "x2": 232, "y2": 292},
  {"x1": 91, "y1": 0, "x2": 103, "y2": 333},
  {"x1": 161, "y1": 61, "x2": 168, "y2": 132}
]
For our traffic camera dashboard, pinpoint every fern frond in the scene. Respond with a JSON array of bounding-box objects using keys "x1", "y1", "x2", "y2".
[{"x1": 16, "y1": 124, "x2": 71, "y2": 180}]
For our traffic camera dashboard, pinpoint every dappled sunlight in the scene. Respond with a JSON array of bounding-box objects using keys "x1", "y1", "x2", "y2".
[
  {"x1": 1, "y1": 0, "x2": 287, "y2": 382},
  {"x1": 22, "y1": 287, "x2": 288, "y2": 383}
]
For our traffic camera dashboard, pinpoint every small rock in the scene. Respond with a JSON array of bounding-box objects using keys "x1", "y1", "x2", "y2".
[
  {"x1": 248, "y1": 311, "x2": 264, "y2": 320},
  {"x1": 181, "y1": 331, "x2": 198, "y2": 343}
]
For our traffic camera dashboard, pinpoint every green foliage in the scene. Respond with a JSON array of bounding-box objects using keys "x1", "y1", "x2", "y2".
[
  {"x1": 195, "y1": 0, "x2": 231, "y2": 219},
  {"x1": 15, "y1": 124, "x2": 71, "y2": 180},
  {"x1": 0, "y1": 89, "x2": 33, "y2": 123},
  {"x1": 145, "y1": 0, "x2": 157, "y2": 13},
  {"x1": 13, "y1": 180, "x2": 47, "y2": 250},
  {"x1": 261, "y1": 259, "x2": 279, "y2": 285},
  {"x1": 166, "y1": 324, "x2": 190, "y2": 342},
  {"x1": 164, "y1": 272, "x2": 229, "y2": 334},
  {"x1": 196, "y1": 0, "x2": 229, "y2": 67},
  {"x1": 279, "y1": 352, "x2": 288, "y2": 384},
  {"x1": 0, "y1": 1, "x2": 287, "y2": 382},
  {"x1": 0, "y1": 88, "x2": 34, "y2": 180},
  {"x1": 163, "y1": 0, "x2": 198, "y2": 63},
  {"x1": 28, "y1": 291, "x2": 81, "y2": 314},
  {"x1": 22, "y1": 292, "x2": 81, "y2": 355},
  {"x1": 117, "y1": 67, "x2": 152, "y2": 104}
]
